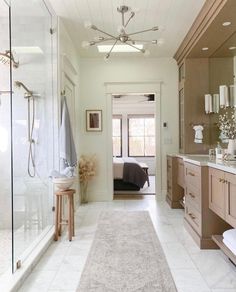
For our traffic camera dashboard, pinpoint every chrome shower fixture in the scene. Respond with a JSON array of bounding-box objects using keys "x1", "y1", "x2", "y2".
[
  {"x1": 14, "y1": 81, "x2": 33, "y2": 98},
  {"x1": 82, "y1": 5, "x2": 159, "y2": 59},
  {"x1": 0, "y1": 50, "x2": 19, "y2": 68}
]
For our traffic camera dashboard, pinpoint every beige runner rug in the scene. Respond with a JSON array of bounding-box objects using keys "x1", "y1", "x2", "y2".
[{"x1": 77, "y1": 211, "x2": 177, "y2": 292}]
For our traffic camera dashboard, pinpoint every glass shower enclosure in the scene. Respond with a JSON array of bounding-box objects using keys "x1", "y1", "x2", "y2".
[{"x1": 0, "y1": 0, "x2": 57, "y2": 277}]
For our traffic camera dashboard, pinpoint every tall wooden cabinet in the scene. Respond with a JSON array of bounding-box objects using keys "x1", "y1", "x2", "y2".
[{"x1": 178, "y1": 59, "x2": 210, "y2": 154}]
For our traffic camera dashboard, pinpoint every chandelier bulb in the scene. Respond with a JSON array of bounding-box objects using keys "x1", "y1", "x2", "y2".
[
  {"x1": 84, "y1": 21, "x2": 92, "y2": 29},
  {"x1": 94, "y1": 36, "x2": 104, "y2": 41},
  {"x1": 157, "y1": 38, "x2": 165, "y2": 46},
  {"x1": 104, "y1": 54, "x2": 110, "y2": 61},
  {"x1": 81, "y1": 41, "x2": 90, "y2": 48},
  {"x1": 144, "y1": 49, "x2": 150, "y2": 57}
]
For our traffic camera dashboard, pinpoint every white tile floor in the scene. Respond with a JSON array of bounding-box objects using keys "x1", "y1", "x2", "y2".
[{"x1": 18, "y1": 196, "x2": 236, "y2": 292}]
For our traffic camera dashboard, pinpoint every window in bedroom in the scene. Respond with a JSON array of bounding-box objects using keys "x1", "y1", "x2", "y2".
[
  {"x1": 128, "y1": 115, "x2": 155, "y2": 157},
  {"x1": 112, "y1": 116, "x2": 122, "y2": 157}
]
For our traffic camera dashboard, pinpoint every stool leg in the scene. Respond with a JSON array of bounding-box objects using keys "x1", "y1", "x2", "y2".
[
  {"x1": 68, "y1": 195, "x2": 72, "y2": 241},
  {"x1": 58, "y1": 196, "x2": 62, "y2": 236},
  {"x1": 54, "y1": 195, "x2": 59, "y2": 241},
  {"x1": 71, "y1": 194, "x2": 75, "y2": 237}
]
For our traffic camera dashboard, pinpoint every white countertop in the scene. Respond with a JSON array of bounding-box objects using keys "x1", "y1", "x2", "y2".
[{"x1": 169, "y1": 153, "x2": 236, "y2": 174}]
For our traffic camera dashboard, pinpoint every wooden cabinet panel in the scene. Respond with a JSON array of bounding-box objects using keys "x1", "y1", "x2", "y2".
[
  {"x1": 185, "y1": 183, "x2": 200, "y2": 211},
  {"x1": 225, "y1": 173, "x2": 236, "y2": 228},
  {"x1": 185, "y1": 162, "x2": 201, "y2": 189},
  {"x1": 185, "y1": 203, "x2": 201, "y2": 235},
  {"x1": 209, "y1": 168, "x2": 226, "y2": 220},
  {"x1": 177, "y1": 158, "x2": 184, "y2": 188},
  {"x1": 166, "y1": 156, "x2": 184, "y2": 209}
]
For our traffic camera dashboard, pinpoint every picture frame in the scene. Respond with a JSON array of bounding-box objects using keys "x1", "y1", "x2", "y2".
[{"x1": 86, "y1": 110, "x2": 102, "y2": 132}]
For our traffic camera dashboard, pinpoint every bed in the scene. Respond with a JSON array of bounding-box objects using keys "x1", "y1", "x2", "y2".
[{"x1": 113, "y1": 157, "x2": 148, "y2": 191}]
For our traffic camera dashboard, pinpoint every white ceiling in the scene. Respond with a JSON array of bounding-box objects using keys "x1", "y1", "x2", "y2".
[{"x1": 49, "y1": 0, "x2": 206, "y2": 58}]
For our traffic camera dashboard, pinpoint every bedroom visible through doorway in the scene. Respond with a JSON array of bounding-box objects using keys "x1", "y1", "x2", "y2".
[{"x1": 112, "y1": 93, "x2": 156, "y2": 198}]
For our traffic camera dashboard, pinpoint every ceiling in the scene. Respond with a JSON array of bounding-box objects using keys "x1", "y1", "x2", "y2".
[
  {"x1": 49, "y1": 0, "x2": 206, "y2": 58},
  {"x1": 187, "y1": 0, "x2": 236, "y2": 58}
]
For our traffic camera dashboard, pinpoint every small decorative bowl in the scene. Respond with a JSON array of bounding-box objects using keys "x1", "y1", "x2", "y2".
[{"x1": 53, "y1": 177, "x2": 75, "y2": 191}]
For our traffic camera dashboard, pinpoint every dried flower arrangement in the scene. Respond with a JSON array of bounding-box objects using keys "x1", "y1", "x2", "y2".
[
  {"x1": 218, "y1": 111, "x2": 236, "y2": 140},
  {"x1": 78, "y1": 154, "x2": 96, "y2": 203}
]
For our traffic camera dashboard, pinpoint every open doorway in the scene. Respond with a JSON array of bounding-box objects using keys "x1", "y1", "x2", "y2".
[{"x1": 112, "y1": 93, "x2": 156, "y2": 199}]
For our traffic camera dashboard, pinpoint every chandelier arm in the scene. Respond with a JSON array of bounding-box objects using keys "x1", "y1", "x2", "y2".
[
  {"x1": 129, "y1": 40, "x2": 152, "y2": 43},
  {"x1": 127, "y1": 28, "x2": 158, "y2": 36},
  {"x1": 107, "y1": 39, "x2": 118, "y2": 57},
  {"x1": 92, "y1": 38, "x2": 114, "y2": 44},
  {"x1": 94, "y1": 27, "x2": 118, "y2": 40},
  {"x1": 124, "y1": 12, "x2": 135, "y2": 28},
  {"x1": 125, "y1": 42, "x2": 144, "y2": 53}
]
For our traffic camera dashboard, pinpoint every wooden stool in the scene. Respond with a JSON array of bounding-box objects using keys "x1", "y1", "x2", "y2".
[{"x1": 54, "y1": 189, "x2": 75, "y2": 241}]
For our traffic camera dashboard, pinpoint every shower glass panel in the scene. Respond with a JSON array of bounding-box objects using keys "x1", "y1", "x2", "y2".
[
  {"x1": 0, "y1": 0, "x2": 13, "y2": 276},
  {"x1": 11, "y1": 0, "x2": 54, "y2": 269}
]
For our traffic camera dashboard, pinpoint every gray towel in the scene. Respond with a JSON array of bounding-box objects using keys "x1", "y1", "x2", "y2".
[{"x1": 60, "y1": 97, "x2": 77, "y2": 170}]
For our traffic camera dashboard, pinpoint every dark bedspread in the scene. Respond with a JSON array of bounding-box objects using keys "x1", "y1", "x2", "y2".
[{"x1": 123, "y1": 162, "x2": 148, "y2": 188}]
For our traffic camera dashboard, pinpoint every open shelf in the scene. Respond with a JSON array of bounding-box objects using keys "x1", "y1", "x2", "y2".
[{"x1": 212, "y1": 235, "x2": 236, "y2": 266}]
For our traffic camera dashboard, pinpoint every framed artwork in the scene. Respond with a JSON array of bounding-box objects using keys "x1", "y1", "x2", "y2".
[{"x1": 86, "y1": 110, "x2": 102, "y2": 132}]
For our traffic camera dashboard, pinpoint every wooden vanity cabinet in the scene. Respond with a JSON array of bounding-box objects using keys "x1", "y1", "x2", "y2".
[
  {"x1": 209, "y1": 168, "x2": 236, "y2": 228},
  {"x1": 177, "y1": 158, "x2": 185, "y2": 188},
  {"x1": 209, "y1": 168, "x2": 226, "y2": 220},
  {"x1": 166, "y1": 155, "x2": 184, "y2": 209},
  {"x1": 184, "y1": 162, "x2": 229, "y2": 249},
  {"x1": 225, "y1": 172, "x2": 236, "y2": 228}
]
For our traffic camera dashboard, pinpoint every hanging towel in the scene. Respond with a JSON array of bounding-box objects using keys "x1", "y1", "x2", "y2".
[
  {"x1": 219, "y1": 85, "x2": 229, "y2": 107},
  {"x1": 193, "y1": 125, "x2": 204, "y2": 143},
  {"x1": 60, "y1": 97, "x2": 77, "y2": 170}
]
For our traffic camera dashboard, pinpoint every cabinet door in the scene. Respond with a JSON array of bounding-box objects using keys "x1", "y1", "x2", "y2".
[
  {"x1": 209, "y1": 168, "x2": 225, "y2": 220},
  {"x1": 225, "y1": 173, "x2": 236, "y2": 228}
]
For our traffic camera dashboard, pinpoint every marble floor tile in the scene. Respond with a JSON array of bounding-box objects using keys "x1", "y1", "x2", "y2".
[
  {"x1": 18, "y1": 196, "x2": 236, "y2": 292},
  {"x1": 171, "y1": 268, "x2": 211, "y2": 292}
]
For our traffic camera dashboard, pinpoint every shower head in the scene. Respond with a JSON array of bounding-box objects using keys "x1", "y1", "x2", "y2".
[
  {"x1": 0, "y1": 50, "x2": 19, "y2": 68},
  {"x1": 14, "y1": 81, "x2": 33, "y2": 98}
]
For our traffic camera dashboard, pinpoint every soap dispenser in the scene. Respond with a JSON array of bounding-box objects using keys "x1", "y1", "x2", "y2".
[{"x1": 215, "y1": 142, "x2": 222, "y2": 159}]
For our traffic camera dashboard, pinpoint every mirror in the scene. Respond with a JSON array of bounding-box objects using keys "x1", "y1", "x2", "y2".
[{"x1": 209, "y1": 32, "x2": 236, "y2": 145}]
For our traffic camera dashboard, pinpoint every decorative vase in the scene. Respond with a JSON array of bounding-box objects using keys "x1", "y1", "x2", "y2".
[
  {"x1": 227, "y1": 139, "x2": 236, "y2": 156},
  {"x1": 80, "y1": 181, "x2": 88, "y2": 204}
]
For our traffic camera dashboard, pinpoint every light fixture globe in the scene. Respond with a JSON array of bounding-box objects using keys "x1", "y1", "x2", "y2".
[{"x1": 82, "y1": 6, "x2": 159, "y2": 59}]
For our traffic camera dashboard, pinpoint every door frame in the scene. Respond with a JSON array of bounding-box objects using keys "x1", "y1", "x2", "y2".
[{"x1": 105, "y1": 81, "x2": 162, "y2": 199}]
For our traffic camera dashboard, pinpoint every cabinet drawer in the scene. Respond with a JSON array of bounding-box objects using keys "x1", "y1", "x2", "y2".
[
  {"x1": 185, "y1": 203, "x2": 201, "y2": 235},
  {"x1": 185, "y1": 184, "x2": 200, "y2": 211},
  {"x1": 185, "y1": 162, "x2": 201, "y2": 189}
]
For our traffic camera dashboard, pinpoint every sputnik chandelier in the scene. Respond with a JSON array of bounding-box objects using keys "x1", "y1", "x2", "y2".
[{"x1": 82, "y1": 5, "x2": 159, "y2": 60}]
